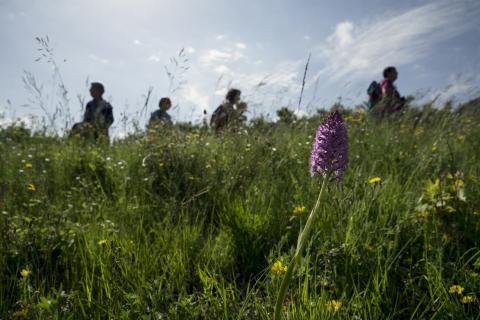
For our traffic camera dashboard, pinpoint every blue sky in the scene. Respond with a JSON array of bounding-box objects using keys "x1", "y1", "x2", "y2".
[{"x1": 1, "y1": 0, "x2": 479, "y2": 134}]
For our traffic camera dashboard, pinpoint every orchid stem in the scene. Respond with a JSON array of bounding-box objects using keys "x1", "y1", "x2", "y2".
[{"x1": 274, "y1": 176, "x2": 328, "y2": 320}]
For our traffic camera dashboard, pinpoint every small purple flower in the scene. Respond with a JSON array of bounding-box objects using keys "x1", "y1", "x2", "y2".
[{"x1": 310, "y1": 111, "x2": 348, "y2": 181}]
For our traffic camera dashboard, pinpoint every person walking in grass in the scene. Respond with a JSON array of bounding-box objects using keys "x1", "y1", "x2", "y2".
[
  {"x1": 380, "y1": 66, "x2": 405, "y2": 112},
  {"x1": 148, "y1": 97, "x2": 173, "y2": 130},
  {"x1": 210, "y1": 88, "x2": 247, "y2": 132},
  {"x1": 368, "y1": 66, "x2": 406, "y2": 116},
  {"x1": 71, "y1": 82, "x2": 114, "y2": 141}
]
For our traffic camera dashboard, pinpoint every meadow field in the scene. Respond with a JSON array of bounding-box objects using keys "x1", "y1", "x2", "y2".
[{"x1": 1, "y1": 102, "x2": 480, "y2": 319}]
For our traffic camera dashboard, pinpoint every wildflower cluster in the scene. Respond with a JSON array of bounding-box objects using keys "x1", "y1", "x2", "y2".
[
  {"x1": 461, "y1": 295, "x2": 476, "y2": 304},
  {"x1": 272, "y1": 260, "x2": 288, "y2": 275},
  {"x1": 292, "y1": 205, "x2": 306, "y2": 215},
  {"x1": 416, "y1": 172, "x2": 466, "y2": 218},
  {"x1": 448, "y1": 284, "x2": 477, "y2": 304},
  {"x1": 448, "y1": 284, "x2": 464, "y2": 294},
  {"x1": 326, "y1": 299, "x2": 343, "y2": 312}
]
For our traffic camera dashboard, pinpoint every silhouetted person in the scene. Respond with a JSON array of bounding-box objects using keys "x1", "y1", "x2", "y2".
[
  {"x1": 70, "y1": 82, "x2": 113, "y2": 141},
  {"x1": 210, "y1": 88, "x2": 246, "y2": 132},
  {"x1": 376, "y1": 66, "x2": 406, "y2": 114},
  {"x1": 82, "y1": 82, "x2": 114, "y2": 140},
  {"x1": 148, "y1": 97, "x2": 173, "y2": 129}
]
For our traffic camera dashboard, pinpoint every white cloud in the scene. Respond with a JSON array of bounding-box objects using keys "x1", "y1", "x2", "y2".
[
  {"x1": 133, "y1": 39, "x2": 142, "y2": 45},
  {"x1": 148, "y1": 55, "x2": 161, "y2": 63},
  {"x1": 236, "y1": 42, "x2": 247, "y2": 49},
  {"x1": 88, "y1": 54, "x2": 109, "y2": 64},
  {"x1": 213, "y1": 59, "x2": 303, "y2": 111},
  {"x1": 215, "y1": 34, "x2": 226, "y2": 40},
  {"x1": 303, "y1": 35, "x2": 311, "y2": 41},
  {"x1": 328, "y1": 22, "x2": 353, "y2": 48},
  {"x1": 186, "y1": 47, "x2": 196, "y2": 54},
  {"x1": 213, "y1": 65, "x2": 231, "y2": 74},
  {"x1": 183, "y1": 86, "x2": 210, "y2": 111},
  {"x1": 430, "y1": 73, "x2": 480, "y2": 103},
  {"x1": 313, "y1": 0, "x2": 480, "y2": 84},
  {"x1": 199, "y1": 49, "x2": 244, "y2": 67}
]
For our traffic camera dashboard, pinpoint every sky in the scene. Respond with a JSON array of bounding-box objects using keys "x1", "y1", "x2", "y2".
[{"x1": 1, "y1": 0, "x2": 480, "y2": 134}]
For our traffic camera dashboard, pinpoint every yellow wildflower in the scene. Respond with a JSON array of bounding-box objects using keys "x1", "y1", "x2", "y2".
[
  {"x1": 26, "y1": 183, "x2": 36, "y2": 192},
  {"x1": 368, "y1": 177, "x2": 381, "y2": 185},
  {"x1": 20, "y1": 269, "x2": 31, "y2": 278},
  {"x1": 326, "y1": 299, "x2": 343, "y2": 312},
  {"x1": 293, "y1": 205, "x2": 306, "y2": 215},
  {"x1": 98, "y1": 239, "x2": 108, "y2": 246},
  {"x1": 272, "y1": 260, "x2": 288, "y2": 275},
  {"x1": 25, "y1": 163, "x2": 33, "y2": 169},
  {"x1": 461, "y1": 295, "x2": 476, "y2": 304},
  {"x1": 449, "y1": 285, "x2": 464, "y2": 295}
]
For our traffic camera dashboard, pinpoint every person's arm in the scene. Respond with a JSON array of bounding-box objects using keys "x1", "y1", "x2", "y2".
[
  {"x1": 148, "y1": 118, "x2": 159, "y2": 129},
  {"x1": 104, "y1": 103, "x2": 114, "y2": 126},
  {"x1": 83, "y1": 102, "x2": 94, "y2": 122},
  {"x1": 210, "y1": 105, "x2": 226, "y2": 127}
]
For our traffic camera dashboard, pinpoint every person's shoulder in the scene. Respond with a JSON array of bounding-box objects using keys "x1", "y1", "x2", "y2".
[
  {"x1": 213, "y1": 104, "x2": 225, "y2": 113},
  {"x1": 380, "y1": 79, "x2": 392, "y2": 85},
  {"x1": 150, "y1": 110, "x2": 161, "y2": 117},
  {"x1": 99, "y1": 99, "x2": 112, "y2": 108}
]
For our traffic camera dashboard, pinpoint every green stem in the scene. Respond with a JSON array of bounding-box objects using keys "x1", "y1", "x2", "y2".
[{"x1": 274, "y1": 177, "x2": 328, "y2": 320}]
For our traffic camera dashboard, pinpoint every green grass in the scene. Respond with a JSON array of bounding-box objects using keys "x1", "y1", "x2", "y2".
[{"x1": 1, "y1": 104, "x2": 480, "y2": 319}]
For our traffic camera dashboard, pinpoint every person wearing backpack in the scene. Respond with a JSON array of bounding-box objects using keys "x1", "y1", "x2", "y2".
[
  {"x1": 210, "y1": 88, "x2": 243, "y2": 132},
  {"x1": 82, "y1": 82, "x2": 114, "y2": 141},
  {"x1": 367, "y1": 66, "x2": 406, "y2": 115}
]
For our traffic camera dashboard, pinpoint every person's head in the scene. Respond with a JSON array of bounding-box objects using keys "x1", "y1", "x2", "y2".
[
  {"x1": 383, "y1": 66, "x2": 398, "y2": 82},
  {"x1": 159, "y1": 97, "x2": 172, "y2": 111},
  {"x1": 90, "y1": 82, "x2": 105, "y2": 99},
  {"x1": 226, "y1": 88, "x2": 241, "y2": 104}
]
